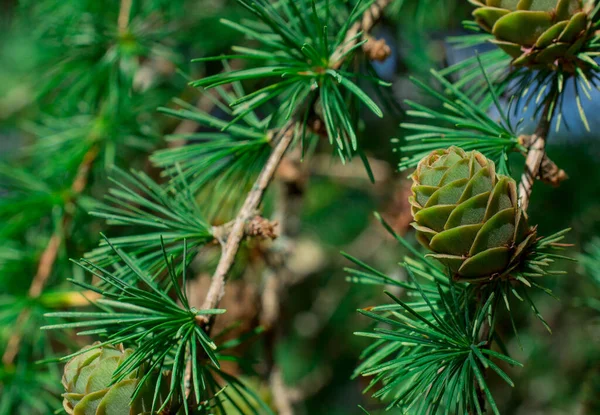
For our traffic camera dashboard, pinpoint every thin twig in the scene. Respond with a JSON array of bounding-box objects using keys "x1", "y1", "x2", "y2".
[
  {"x1": 518, "y1": 99, "x2": 555, "y2": 212},
  {"x1": 118, "y1": 0, "x2": 133, "y2": 33},
  {"x1": 2, "y1": 146, "x2": 99, "y2": 366},
  {"x1": 184, "y1": 124, "x2": 295, "y2": 401},
  {"x1": 196, "y1": 122, "x2": 297, "y2": 325},
  {"x1": 28, "y1": 233, "x2": 63, "y2": 299}
]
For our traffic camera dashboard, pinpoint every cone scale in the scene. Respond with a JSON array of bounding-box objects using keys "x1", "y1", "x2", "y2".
[{"x1": 410, "y1": 147, "x2": 536, "y2": 282}]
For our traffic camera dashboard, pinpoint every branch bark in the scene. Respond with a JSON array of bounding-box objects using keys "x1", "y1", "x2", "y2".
[{"x1": 518, "y1": 99, "x2": 556, "y2": 212}]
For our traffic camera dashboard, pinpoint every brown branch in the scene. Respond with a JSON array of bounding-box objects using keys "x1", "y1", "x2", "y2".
[
  {"x1": 518, "y1": 99, "x2": 556, "y2": 212},
  {"x1": 118, "y1": 0, "x2": 133, "y2": 33},
  {"x1": 72, "y1": 146, "x2": 99, "y2": 194},
  {"x1": 270, "y1": 368, "x2": 294, "y2": 415},
  {"x1": 183, "y1": 99, "x2": 287, "y2": 402},
  {"x1": 539, "y1": 153, "x2": 568, "y2": 187},
  {"x1": 196, "y1": 122, "x2": 297, "y2": 326},
  {"x1": 28, "y1": 233, "x2": 62, "y2": 299},
  {"x1": 2, "y1": 146, "x2": 99, "y2": 366}
]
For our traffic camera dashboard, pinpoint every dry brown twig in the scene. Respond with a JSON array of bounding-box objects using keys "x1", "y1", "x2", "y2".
[{"x1": 211, "y1": 216, "x2": 279, "y2": 246}]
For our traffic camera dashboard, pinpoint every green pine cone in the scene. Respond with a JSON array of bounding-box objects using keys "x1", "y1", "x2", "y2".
[
  {"x1": 62, "y1": 343, "x2": 170, "y2": 415},
  {"x1": 469, "y1": 0, "x2": 595, "y2": 69},
  {"x1": 409, "y1": 147, "x2": 536, "y2": 282}
]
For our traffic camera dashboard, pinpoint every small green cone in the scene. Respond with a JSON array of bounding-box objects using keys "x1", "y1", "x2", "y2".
[
  {"x1": 469, "y1": 0, "x2": 595, "y2": 69},
  {"x1": 62, "y1": 343, "x2": 173, "y2": 415},
  {"x1": 409, "y1": 146, "x2": 536, "y2": 282}
]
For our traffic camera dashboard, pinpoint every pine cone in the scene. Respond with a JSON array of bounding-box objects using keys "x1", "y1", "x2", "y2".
[
  {"x1": 470, "y1": 0, "x2": 595, "y2": 69},
  {"x1": 62, "y1": 343, "x2": 170, "y2": 415},
  {"x1": 410, "y1": 147, "x2": 536, "y2": 282}
]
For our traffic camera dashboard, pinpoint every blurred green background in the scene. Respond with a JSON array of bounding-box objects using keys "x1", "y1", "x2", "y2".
[{"x1": 0, "y1": 1, "x2": 599, "y2": 414}]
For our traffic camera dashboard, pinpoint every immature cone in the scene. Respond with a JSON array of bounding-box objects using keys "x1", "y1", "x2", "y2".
[
  {"x1": 410, "y1": 147, "x2": 536, "y2": 282},
  {"x1": 470, "y1": 0, "x2": 595, "y2": 69},
  {"x1": 62, "y1": 343, "x2": 169, "y2": 415}
]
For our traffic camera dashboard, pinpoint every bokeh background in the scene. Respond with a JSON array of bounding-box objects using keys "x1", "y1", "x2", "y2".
[{"x1": 0, "y1": 1, "x2": 599, "y2": 414}]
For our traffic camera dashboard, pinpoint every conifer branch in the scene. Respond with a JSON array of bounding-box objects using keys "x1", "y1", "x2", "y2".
[
  {"x1": 187, "y1": 3, "x2": 396, "y2": 407},
  {"x1": 519, "y1": 134, "x2": 568, "y2": 189},
  {"x1": 168, "y1": 85, "x2": 233, "y2": 147},
  {"x1": 196, "y1": 122, "x2": 297, "y2": 326},
  {"x1": 196, "y1": 0, "x2": 393, "y2": 328},
  {"x1": 475, "y1": 96, "x2": 561, "y2": 410},
  {"x1": 212, "y1": 215, "x2": 279, "y2": 245},
  {"x1": 263, "y1": 178, "x2": 298, "y2": 415},
  {"x1": 118, "y1": 0, "x2": 133, "y2": 33},
  {"x1": 2, "y1": 146, "x2": 99, "y2": 366}
]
